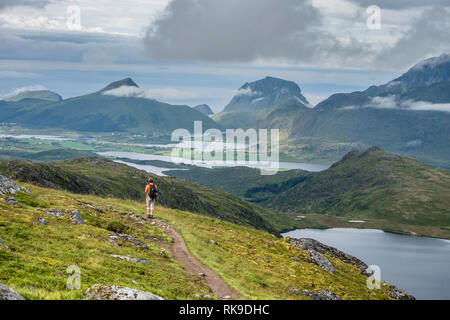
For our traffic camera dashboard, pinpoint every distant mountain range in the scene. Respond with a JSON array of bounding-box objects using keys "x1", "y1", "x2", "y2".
[
  {"x1": 1, "y1": 55, "x2": 449, "y2": 168},
  {"x1": 0, "y1": 78, "x2": 219, "y2": 134},
  {"x1": 214, "y1": 54, "x2": 450, "y2": 168}
]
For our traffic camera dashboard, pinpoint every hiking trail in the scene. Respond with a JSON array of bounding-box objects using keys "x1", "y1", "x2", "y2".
[{"x1": 149, "y1": 218, "x2": 239, "y2": 300}]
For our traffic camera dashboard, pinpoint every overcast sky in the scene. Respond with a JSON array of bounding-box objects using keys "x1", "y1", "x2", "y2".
[{"x1": 0, "y1": 0, "x2": 449, "y2": 111}]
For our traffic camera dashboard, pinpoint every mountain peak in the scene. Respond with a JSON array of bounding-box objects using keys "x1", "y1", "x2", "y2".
[
  {"x1": 224, "y1": 76, "x2": 310, "y2": 112},
  {"x1": 387, "y1": 53, "x2": 450, "y2": 90},
  {"x1": 193, "y1": 104, "x2": 214, "y2": 116},
  {"x1": 100, "y1": 78, "x2": 139, "y2": 93}
]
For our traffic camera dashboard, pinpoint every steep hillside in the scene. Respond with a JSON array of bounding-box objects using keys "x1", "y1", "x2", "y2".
[
  {"x1": 0, "y1": 158, "x2": 296, "y2": 233},
  {"x1": 0, "y1": 178, "x2": 411, "y2": 300}
]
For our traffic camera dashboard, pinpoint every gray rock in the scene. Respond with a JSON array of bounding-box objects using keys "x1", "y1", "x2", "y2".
[
  {"x1": 0, "y1": 175, "x2": 31, "y2": 196},
  {"x1": 111, "y1": 255, "x2": 149, "y2": 265},
  {"x1": 292, "y1": 288, "x2": 342, "y2": 301},
  {"x1": 84, "y1": 284, "x2": 164, "y2": 300},
  {"x1": 289, "y1": 238, "x2": 370, "y2": 275},
  {"x1": 69, "y1": 210, "x2": 84, "y2": 225},
  {"x1": 43, "y1": 209, "x2": 67, "y2": 218},
  {"x1": 84, "y1": 203, "x2": 104, "y2": 213},
  {"x1": 307, "y1": 249, "x2": 335, "y2": 274},
  {"x1": 4, "y1": 196, "x2": 22, "y2": 208},
  {"x1": 159, "y1": 251, "x2": 169, "y2": 258},
  {"x1": 0, "y1": 238, "x2": 10, "y2": 250},
  {"x1": 36, "y1": 217, "x2": 48, "y2": 226},
  {"x1": 210, "y1": 240, "x2": 217, "y2": 245},
  {"x1": 107, "y1": 233, "x2": 149, "y2": 249},
  {"x1": 290, "y1": 256, "x2": 301, "y2": 263},
  {"x1": 0, "y1": 283, "x2": 25, "y2": 300}
]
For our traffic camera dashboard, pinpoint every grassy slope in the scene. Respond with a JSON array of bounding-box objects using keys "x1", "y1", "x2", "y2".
[
  {"x1": 0, "y1": 158, "x2": 299, "y2": 233},
  {"x1": 0, "y1": 183, "x2": 400, "y2": 300}
]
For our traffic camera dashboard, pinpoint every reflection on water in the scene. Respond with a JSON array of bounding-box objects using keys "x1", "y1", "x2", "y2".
[{"x1": 282, "y1": 228, "x2": 450, "y2": 300}]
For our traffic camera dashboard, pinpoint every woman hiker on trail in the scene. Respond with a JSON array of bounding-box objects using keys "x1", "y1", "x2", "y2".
[{"x1": 145, "y1": 178, "x2": 158, "y2": 220}]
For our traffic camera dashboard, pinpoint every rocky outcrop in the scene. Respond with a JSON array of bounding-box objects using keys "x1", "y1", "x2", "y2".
[
  {"x1": 43, "y1": 209, "x2": 67, "y2": 218},
  {"x1": 4, "y1": 196, "x2": 22, "y2": 208},
  {"x1": 289, "y1": 288, "x2": 342, "y2": 300},
  {"x1": 110, "y1": 255, "x2": 149, "y2": 265},
  {"x1": 387, "y1": 287, "x2": 416, "y2": 300},
  {"x1": 84, "y1": 284, "x2": 163, "y2": 300},
  {"x1": 306, "y1": 249, "x2": 335, "y2": 274},
  {"x1": 0, "y1": 283, "x2": 25, "y2": 300},
  {"x1": 0, "y1": 175, "x2": 30, "y2": 195},
  {"x1": 107, "y1": 233, "x2": 149, "y2": 249},
  {"x1": 69, "y1": 210, "x2": 84, "y2": 225},
  {"x1": 289, "y1": 238, "x2": 371, "y2": 275},
  {"x1": 42, "y1": 209, "x2": 84, "y2": 224},
  {"x1": 33, "y1": 217, "x2": 49, "y2": 226}
]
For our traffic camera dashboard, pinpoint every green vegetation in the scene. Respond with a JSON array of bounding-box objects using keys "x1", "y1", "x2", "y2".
[{"x1": 0, "y1": 182, "x2": 402, "y2": 300}]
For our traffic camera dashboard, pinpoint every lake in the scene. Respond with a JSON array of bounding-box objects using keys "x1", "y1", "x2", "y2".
[
  {"x1": 97, "y1": 151, "x2": 330, "y2": 173},
  {"x1": 282, "y1": 228, "x2": 450, "y2": 300}
]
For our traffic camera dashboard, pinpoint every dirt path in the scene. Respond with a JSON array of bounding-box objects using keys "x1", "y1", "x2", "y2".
[{"x1": 149, "y1": 219, "x2": 239, "y2": 300}]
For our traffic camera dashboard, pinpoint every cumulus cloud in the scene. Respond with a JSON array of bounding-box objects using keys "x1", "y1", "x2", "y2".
[
  {"x1": 143, "y1": 0, "x2": 450, "y2": 70},
  {"x1": 374, "y1": 7, "x2": 450, "y2": 69},
  {"x1": 144, "y1": 0, "x2": 372, "y2": 67},
  {"x1": 103, "y1": 85, "x2": 197, "y2": 101},
  {"x1": 342, "y1": 95, "x2": 450, "y2": 113}
]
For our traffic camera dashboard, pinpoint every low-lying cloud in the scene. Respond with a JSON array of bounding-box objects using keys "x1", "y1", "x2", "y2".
[
  {"x1": 232, "y1": 88, "x2": 261, "y2": 97},
  {"x1": 103, "y1": 85, "x2": 197, "y2": 102},
  {"x1": 343, "y1": 95, "x2": 450, "y2": 113},
  {"x1": 1, "y1": 84, "x2": 47, "y2": 99}
]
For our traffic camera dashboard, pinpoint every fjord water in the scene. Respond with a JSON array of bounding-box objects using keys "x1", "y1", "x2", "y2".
[
  {"x1": 282, "y1": 228, "x2": 450, "y2": 300},
  {"x1": 97, "y1": 151, "x2": 330, "y2": 172}
]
